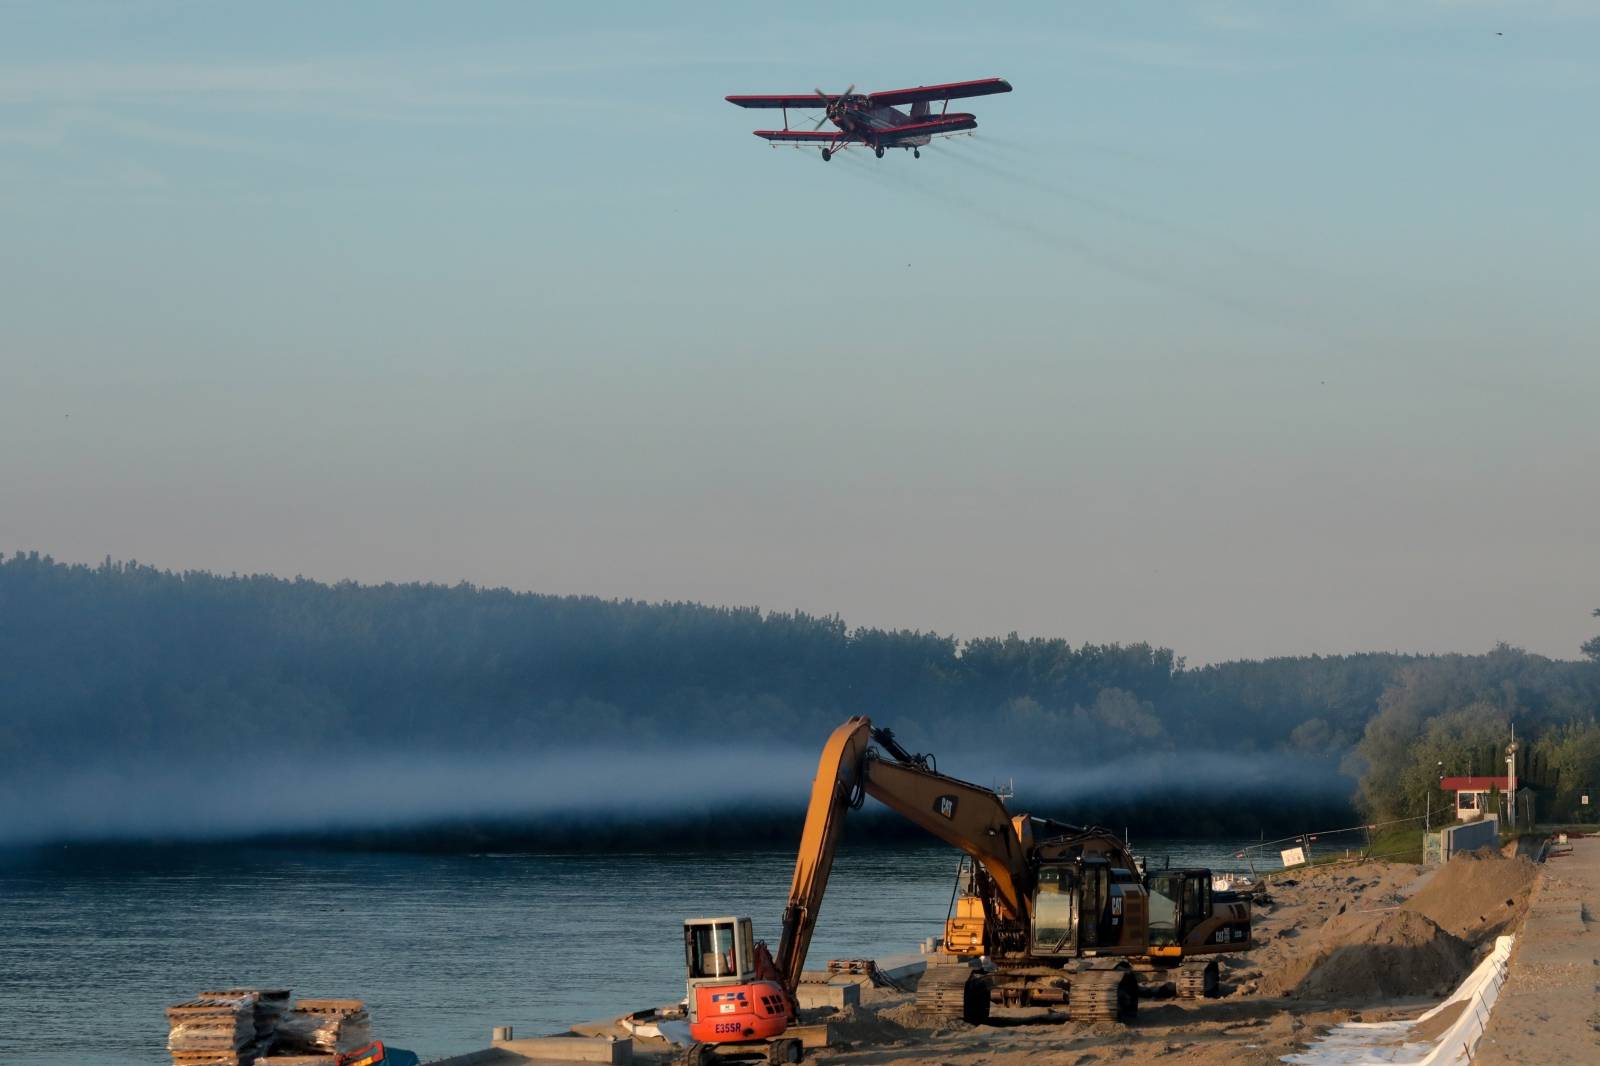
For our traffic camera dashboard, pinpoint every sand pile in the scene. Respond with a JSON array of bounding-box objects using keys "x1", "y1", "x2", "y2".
[
  {"x1": 1402, "y1": 850, "x2": 1536, "y2": 942},
  {"x1": 825, "y1": 1004, "x2": 916, "y2": 1046},
  {"x1": 1264, "y1": 907, "x2": 1471, "y2": 1002}
]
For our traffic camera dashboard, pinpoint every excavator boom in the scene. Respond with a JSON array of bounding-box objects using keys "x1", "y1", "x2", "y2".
[
  {"x1": 773, "y1": 717, "x2": 871, "y2": 994},
  {"x1": 772, "y1": 717, "x2": 1034, "y2": 993},
  {"x1": 860, "y1": 757, "x2": 1029, "y2": 918}
]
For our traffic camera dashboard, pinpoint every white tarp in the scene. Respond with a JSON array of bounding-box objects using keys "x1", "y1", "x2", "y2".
[{"x1": 1281, "y1": 934, "x2": 1514, "y2": 1066}]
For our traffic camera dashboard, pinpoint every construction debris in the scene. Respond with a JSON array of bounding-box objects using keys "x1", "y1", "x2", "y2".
[
  {"x1": 275, "y1": 999, "x2": 373, "y2": 1055},
  {"x1": 200, "y1": 989, "x2": 292, "y2": 1050},
  {"x1": 825, "y1": 959, "x2": 908, "y2": 992},
  {"x1": 163, "y1": 990, "x2": 370, "y2": 1065},
  {"x1": 167, "y1": 994, "x2": 261, "y2": 1063}
]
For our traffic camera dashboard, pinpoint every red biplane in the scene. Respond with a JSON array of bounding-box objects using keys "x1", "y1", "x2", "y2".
[{"x1": 725, "y1": 78, "x2": 1012, "y2": 161}]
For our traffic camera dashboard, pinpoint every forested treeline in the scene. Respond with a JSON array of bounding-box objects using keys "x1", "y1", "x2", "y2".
[{"x1": 3, "y1": 552, "x2": 1598, "y2": 838}]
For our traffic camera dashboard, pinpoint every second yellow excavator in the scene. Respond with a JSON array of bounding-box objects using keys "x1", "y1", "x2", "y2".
[{"x1": 755, "y1": 716, "x2": 1253, "y2": 1027}]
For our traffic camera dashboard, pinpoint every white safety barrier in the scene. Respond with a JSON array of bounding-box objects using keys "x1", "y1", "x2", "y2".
[{"x1": 1281, "y1": 934, "x2": 1514, "y2": 1066}]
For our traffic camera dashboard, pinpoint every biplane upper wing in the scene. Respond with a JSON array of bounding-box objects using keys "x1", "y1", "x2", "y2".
[
  {"x1": 726, "y1": 93, "x2": 830, "y2": 109},
  {"x1": 876, "y1": 114, "x2": 979, "y2": 140},
  {"x1": 751, "y1": 129, "x2": 865, "y2": 143},
  {"x1": 866, "y1": 78, "x2": 1012, "y2": 108}
]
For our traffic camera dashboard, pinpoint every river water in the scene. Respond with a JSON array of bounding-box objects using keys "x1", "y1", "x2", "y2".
[{"x1": 0, "y1": 840, "x2": 1251, "y2": 1065}]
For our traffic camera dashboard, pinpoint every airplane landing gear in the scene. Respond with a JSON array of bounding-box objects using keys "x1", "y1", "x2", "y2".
[
  {"x1": 821, "y1": 148, "x2": 831, "y2": 162},
  {"x1": 913, "y1": 148, "x2": 920, "y2": 159},
  {"x1": 874, "y1": 145, "x2": 885, "y2": 159}
]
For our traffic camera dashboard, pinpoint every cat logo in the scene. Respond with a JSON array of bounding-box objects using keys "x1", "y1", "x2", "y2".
[{"x1": 935, "y1": 795, "x2": 958, "y2": 819}]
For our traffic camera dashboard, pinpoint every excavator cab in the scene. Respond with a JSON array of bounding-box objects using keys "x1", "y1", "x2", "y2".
[
  {"x1": 1030, "y1": 863, "x2": 1079, "y2": 956},
  {"x1": 1146, "y1": 871, "x2": 1203, "y2": 949},
  {"x1": 1145, "y1": 869, "x2": 1248, "y2": 957},
  {"x1": 686, "y1": 917, "x2": 754, "y2": 981},
  {"x1": 681, "y1": 918, "x2": 802, "y2": 1066}
]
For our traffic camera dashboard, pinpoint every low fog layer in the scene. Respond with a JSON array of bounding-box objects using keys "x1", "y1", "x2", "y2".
[
  {"x1": 5, "y1": 555, "x2": 1596, "y2": 848},
  {"x1": 0, "y1": 746, "x2": 1351, "y2": 847}
]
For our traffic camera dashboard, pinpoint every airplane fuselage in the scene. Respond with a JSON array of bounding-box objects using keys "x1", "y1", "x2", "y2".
[{"x1": 830, "y1": 98, "x2": 973, "y2": 148}]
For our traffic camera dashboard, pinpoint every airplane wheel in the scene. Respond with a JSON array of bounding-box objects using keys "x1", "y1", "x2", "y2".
[
  {"x1": 913, "y1": 149, "x2": 920, "y2": 159},
  {"x1": 874, "y1": 146, "x2": 885, "y2": 159},
  {"x1": 820, "y1": 148, "x2": 831, "y2": 162}
]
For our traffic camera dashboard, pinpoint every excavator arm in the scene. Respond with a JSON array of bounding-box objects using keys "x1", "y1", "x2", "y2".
[
  {"x1": 861, "y1": 755, "x2": 1030, "y2": 917},
  {"x1": 773, "y1": 717, "x2": 872, "y2": 995},
  {"x1": 772, "y1": 716, "x2": 1033, "y2": 996}
]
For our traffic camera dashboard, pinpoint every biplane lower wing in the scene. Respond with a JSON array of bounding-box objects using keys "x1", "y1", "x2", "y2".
[
  {"x1": 752, "y1": 129, "x2": 865, "y2": 143},
  {"x1": 753, "y1": 115, "x2": 976, "y2": 145}
]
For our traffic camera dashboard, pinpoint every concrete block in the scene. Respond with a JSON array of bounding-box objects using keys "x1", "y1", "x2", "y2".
[
  {"x1": 794, "y1": 982, "x2": 860, "y2": 1010},
  {"x1": 787, "y1": 1023, "x2": 834, "y2": 1049},
  {"x1": 490, "y1": 1036, "x2": 632, "y2": 1064},
  {"x1": 422, "y1": 1050, "x2": 506, "y2": 1066}
]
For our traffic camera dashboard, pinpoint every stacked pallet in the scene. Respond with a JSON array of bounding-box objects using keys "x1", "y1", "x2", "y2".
[
  {"x1": 166, "y1": 994, "x2": 259, "y2": 1066},
  {"x1": 200, "y1": 989, "x2": 292, "y2": 1051},
  {"x1": 275, "y1": 999, "x2": 371, "y2": 1055}
]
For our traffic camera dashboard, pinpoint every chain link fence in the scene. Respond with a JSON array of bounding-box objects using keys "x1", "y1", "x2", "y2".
[{"x1": 1233, "y1": 802, "x2": 1453, "y2": 876}]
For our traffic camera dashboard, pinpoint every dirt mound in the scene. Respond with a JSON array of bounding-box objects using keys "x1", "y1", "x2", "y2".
[
  {"x1": 825, "y1": 1004, "x2": 916, "y2": 1045},
  {"x1": 1403, "y1": 850, "x2": 1537, "y2": 942},
  {"x1": 1264, "y1": 907, "x2": 1471, "y2": 1002}
]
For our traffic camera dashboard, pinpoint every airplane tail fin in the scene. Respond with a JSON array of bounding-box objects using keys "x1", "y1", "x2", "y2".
[{"x1": 911, "y1": 100, "x2": 930, "y2": 118}]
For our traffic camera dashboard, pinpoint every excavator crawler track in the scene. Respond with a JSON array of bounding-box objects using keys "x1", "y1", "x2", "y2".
[
  {"x1": 1174, "y1": 960, "x2": 1220, "y2": 999},
  {"x1": 1066, "y1": 971, "x2": 1138, "y2": 1023},
  {"x1": 914, "y1": 966, "x2": 987, "y2": 1024}
]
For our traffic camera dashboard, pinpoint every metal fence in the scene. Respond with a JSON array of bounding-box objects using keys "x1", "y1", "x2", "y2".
[{"x1": 1234, "y1": 802, "x2": 1453, "y2": 876}]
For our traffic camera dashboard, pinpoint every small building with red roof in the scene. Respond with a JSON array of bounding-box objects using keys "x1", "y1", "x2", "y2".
[{"x1": 1440, "y1": 775, "x2": 1509, "y2": 822}]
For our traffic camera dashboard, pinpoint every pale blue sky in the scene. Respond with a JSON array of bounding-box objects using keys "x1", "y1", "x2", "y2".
[{"x1": 2, "y1": 2, "x2": 1597, "y2": 662}]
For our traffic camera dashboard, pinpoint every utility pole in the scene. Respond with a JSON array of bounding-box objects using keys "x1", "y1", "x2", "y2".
[
  {"x1": 1428, "y1": 760, "x2": 1442, "y2": 833},
  {"x1": 1505, "y1": 725, "x2": 1519, "y2": 829}
]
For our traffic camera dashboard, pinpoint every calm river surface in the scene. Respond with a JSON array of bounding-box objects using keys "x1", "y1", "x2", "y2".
[{"x1": 0, "y1": 840, "x2": 1251, "y2": 1065}]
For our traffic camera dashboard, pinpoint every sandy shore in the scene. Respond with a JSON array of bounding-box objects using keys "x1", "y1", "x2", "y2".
[{"x1": 602, "y1": 848, "x2": 1546, "y2": 1066}]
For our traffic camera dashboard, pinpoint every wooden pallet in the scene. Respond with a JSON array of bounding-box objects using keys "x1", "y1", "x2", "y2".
[
  {"x1": 294, "y1": 999, "x2": 364, "y2": 1015},
  {"x1": 170, "y1": 1052, "x2": 246, "y2": 1066},
  {"x1": 167, "y1": 996, "x2": 256, "y2": 1021}
]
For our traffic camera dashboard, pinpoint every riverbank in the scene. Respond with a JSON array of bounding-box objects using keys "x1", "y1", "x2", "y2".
[{"x1": 539, "y1": 849, "x2": 1549, "y2": 1066}]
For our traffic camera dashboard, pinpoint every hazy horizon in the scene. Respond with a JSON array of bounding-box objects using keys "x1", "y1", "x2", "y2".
[{"x1": 3, "y1": 3, "x2": 1597, "y2": 664}]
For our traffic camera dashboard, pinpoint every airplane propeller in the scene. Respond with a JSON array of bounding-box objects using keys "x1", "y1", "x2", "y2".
[{"x1": 812, "y1": 84, "x2": 855, "y2": 129}]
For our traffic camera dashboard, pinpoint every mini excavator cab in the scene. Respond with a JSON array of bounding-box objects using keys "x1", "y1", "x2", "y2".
[{"x1": 681, "y1": 918, "x2": 803, "y2": 1066}]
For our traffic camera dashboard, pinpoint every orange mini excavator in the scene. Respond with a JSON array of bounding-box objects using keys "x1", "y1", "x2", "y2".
[{"x1": 680, "y1": 916, "x2": 803, "y2": 1065}]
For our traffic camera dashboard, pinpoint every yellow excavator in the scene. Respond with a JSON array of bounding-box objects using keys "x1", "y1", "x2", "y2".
[{"x1": 762, "y1": 716, "x2": 1253, "y2": 1025}]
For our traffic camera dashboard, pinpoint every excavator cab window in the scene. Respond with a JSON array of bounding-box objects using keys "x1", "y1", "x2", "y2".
[
  {"x1": 1182, "y1": 873, "x2": 1210, "y2": 922},
  {"x1": 1080, "y1": 860, "x2": 1111, "y2": 948},
  {"x1": 1030, "y1": 864, "x2": 1078, "y2": 955},
  {"x1": 1146, "y1": 873, "x2": 1180, "y2": 947},
  {"x1": 686, "y1": 921, "x2": 742, "y2": 979}
]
